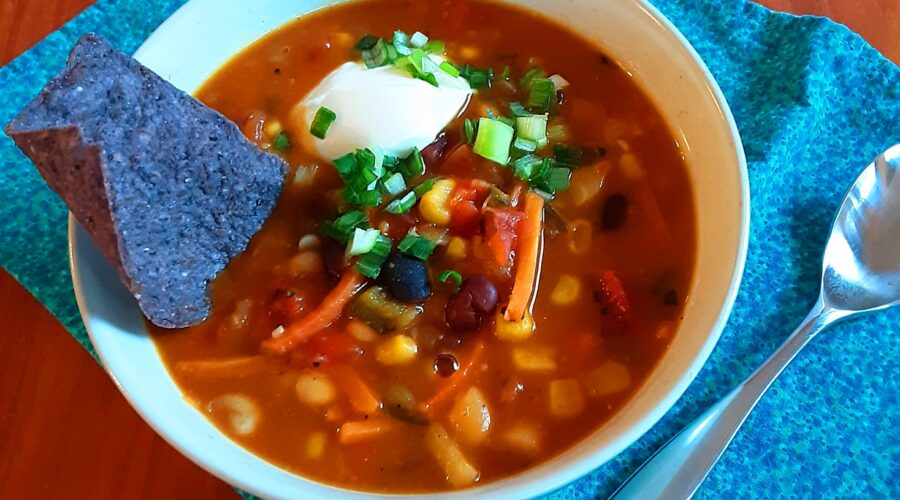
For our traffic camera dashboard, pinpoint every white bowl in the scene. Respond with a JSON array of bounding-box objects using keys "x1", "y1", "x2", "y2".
[{"x1": 70, "y1": 0, "x2": 749, "y2": 497}]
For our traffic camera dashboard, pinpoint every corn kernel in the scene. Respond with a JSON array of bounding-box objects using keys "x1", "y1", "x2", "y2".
[
  {"x1": 445, "y1": 236, "x2": 468, "y2": 261},
  {"x1": 495, "y1": 310, "x2": 535, "y2": 342},
  {"x1": 376, "y1": 334, "x2": 418, "y2": 365},
  {"x1": 551, "y1": 275, "x2": 581, "y2": 305},
  {"x1": 419, "y1": 179, "x2": 456, "y2": 225},
  {"x1": 460, "y1": 45, "x2": 480, "y2": 60}
]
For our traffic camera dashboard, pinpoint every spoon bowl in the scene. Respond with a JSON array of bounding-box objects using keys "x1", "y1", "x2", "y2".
[{"x1": 823, "y1": 143, "x2": 900, "y2": 312}]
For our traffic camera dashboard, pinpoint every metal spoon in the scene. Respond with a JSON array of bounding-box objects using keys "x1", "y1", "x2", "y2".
[{"x1": 611, "y1": 144, "x2": 900, "y2": 499}]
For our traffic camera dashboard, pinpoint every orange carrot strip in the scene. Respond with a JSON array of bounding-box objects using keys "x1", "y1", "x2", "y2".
[
  {"x1": 338, "y1": 418, "x2": 398, "y2": 445},
  {"x1": 261, "y1": 269, "x2": 366, "y2": 354},
  {"x1": 422, "y1": 340, "x2": 486, "y2": 416},
  {"x1": 504, "y1": 192, "x2": 544, "y2": 321},
  {"x1": 176, "y1": 355, "x2": 280, "y2": 378},
  {"x1": 331, "y1": 367, "x2": 381, "y2": 415}
]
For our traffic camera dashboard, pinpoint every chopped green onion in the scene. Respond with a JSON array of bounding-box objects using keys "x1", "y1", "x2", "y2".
[
  {"x1": 509, "y1": 102, "x2": 531, "y2": 117},
  {"x1": 354, "y1": 34, "x2": 379, "y2": 51},
  {"x1": 343, "y1": 187, "x2": 382, "y2": 207},
  {"x1": 400, "y1": 147, "x2": 426, "y2": 178},
  {"x1": 549, "y1": 74, "x2": 570, "y2": 89},
  {"x1": 413, "y1": 177, "x2": 437, "y2": 198},
  {"x1": 438, "y1": 269, "x2": 463, "y2": 287},
  {"x1": 422, "y1": 40, "x2": 445, "y2": 54},
  {"x1": 513, "y1": 137, "x2": 539, "y2": 153},
  {"x1": 309, "y1": 106, "x2": 336, "y2": 139},
  {"x1": 419, "y1": 72, "x2": 439, "y2": 87},
  {"x1": 527, "y1": 77, "x2": 556, "y2": 113},
  {"x1": 346, "y1": 227, "x2": 381, "y2": 256},
  {"x1": 543, "y1": 167, "x2": 571, "y2": 192},
  {"x1": 383, "y1": 155, "x2": 401, "y2": 170},
  {"x1": 463, "y1": 118, "x2": 476, "y2": 145},
  {"x1": 512, "y1": 154, "x2": 541, "y2": 181},
  {"x1": 398, "y1": 234, "x2": 437, "y2": 260},
  {"x1": 381, "y1": 172, "x2": 407, "y2": 197},
  {"x1": 459, "y1": 65, "x2": 493, "y2": 89},
  {"x1": 519, "y1": 67, "x2": 546, "y2": 88},
  {"x1": 385, "y1": 191, "x2": 416, "y2": 214},
  {"x1": 334, "y1": 152, "x2": 357, "y2": 178},
  {"x1": 516, "y1": 114, "x2": 548, "y2": 142},
  {"x1": 553, "y1": 144, "x2": 583, "y2": 166},
  {"x1": 473, "y1": 118, "x2": 514, "y2": 165},
  {"x1": 410, "y1": 31, "x2": 429, "y2": 47},
  {"x1": 439, "y1": 61, "x2": 460, "y2": 78},
  {"x1": 501, "y1": 65, "x2": 512, "y2": 81},
  {"x1": 273, "y1": 131, "x2": 291, "y2": 152},
  {"x1": 362, "y1": 38, "x2": 392, "y2": 68},
  {"x1": 393, "y1": 31, "x2": 412, "y2": 55},
  {"x1": 355, "y1": 235, "x2": 392, "y2": 278},
  {"x1": 496, "y1": 115, "x2": 516, "y2": 128},
  {"x1": 321, "y1": 211, "x2": 368, "y2": 244}
]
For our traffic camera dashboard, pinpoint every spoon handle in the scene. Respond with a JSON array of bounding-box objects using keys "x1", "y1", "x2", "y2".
[{"x1": 610, "y1": 297, "x2": 846, "y2": 500}]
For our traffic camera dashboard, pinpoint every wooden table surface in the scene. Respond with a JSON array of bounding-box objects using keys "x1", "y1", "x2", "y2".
[{"x1": 0, "y1": 0, "x2": 897, "y2": 497}]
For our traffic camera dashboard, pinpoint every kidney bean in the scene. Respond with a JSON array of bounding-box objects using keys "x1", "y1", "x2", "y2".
[{"x1": 444, "y1": 275, "x2": 499, "y2": 333}]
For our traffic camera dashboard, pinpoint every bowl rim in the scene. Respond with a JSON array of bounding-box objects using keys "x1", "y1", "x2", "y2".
[{"x1": 69, "y1": 0, "x2": 750, "y2": 497}]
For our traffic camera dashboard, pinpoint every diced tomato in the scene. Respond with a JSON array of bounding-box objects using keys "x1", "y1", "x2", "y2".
[
  {"x1": 441, "y1": 145, "x2": 476, "y2": 177},
  {"x1": 379, "y1": 211, "x2": 419, "y2": 241},
  {"x1": 268, "y1": 289, "x2": 305, "y2": 323},
  {"x1": 593, "y1": 271, "x2": 632, "y2": 326},
  {"x1": 302, "y1": 332, "x2": 362, "y2": 366},
  {"x1": 483, "y1": 208, "x2": 524, "y2": 267},
  {"x1": 449, "y1": 181, "x2": 489, "y2": 237}
]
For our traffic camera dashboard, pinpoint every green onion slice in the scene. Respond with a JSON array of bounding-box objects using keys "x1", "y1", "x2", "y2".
[
  {"x1": 346, "y1": 227, "x2": 382, "y2": 256},
  {"x1": 412, "y1": 177, "x2": 437, "y2": 198},
  {"x1": 398, "y1": 234, "x2": 437, "y2": 260},
  {"x1": 400, "y1": 147, "x2": 426, "y2": 178},
  {"x1": 516, "y1": 114, "x2": 548, "y2": 142},
  {"x1": 527, "y1": 77, "x2": 556, "y2": 113},
  {"x1": 273, "y1": 131, "x2": 291, "y2": 152},
  {"x1": 321, "y1": 211, "x2": 368, "y2": 244},
  {"x1": 439, "y1": 61, "x2": 460, "y2": 78},
  {"x1": 355, "y1": 235, "x2": 392, "y2": 278},
  {"x1": 473, "y1": 117, "x2": 514, "y2": 165},
  {"x1": 385, "y1": 191, "x2": 416, "y2": 214},
  {"x1": 381, "y1": 172, "x2": 407, "y2": 197},
  {"x1": 309, "y1": 106, "x2": 337, "y2": 139},
  {"x1": 437, "y1": 269, "x2": 463, "y2": 287}
]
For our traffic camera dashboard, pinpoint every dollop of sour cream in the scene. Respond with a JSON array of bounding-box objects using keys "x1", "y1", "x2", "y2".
[{"x1": 294, "y1": 59, "x2": 472, "y2": 160}]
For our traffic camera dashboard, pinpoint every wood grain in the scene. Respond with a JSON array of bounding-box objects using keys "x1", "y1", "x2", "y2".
[{"x1": 0, "y1": 0, "x2": 895, "y2": 497}]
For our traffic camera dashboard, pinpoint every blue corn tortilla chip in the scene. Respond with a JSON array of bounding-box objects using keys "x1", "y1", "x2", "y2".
[{"x1": 5, "y1": 33, "x2": 287, "y2": 328}]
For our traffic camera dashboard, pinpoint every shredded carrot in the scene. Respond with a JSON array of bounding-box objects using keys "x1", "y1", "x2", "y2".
[
  {"x1": 338, "y1": 417, "x2": 398, "y2": 445},
  {"x1": 504, "y1": 192, "x2": 544, "y2": 321},
  {"x1": 176, "y1": 355, "x2": 280, "y2": 377},
  {"x1": 261, "y1": 269, "x2": 366, "y2": 354},
  {"x1": 422, "y1": 340, "x2": 486, "y2": 416},
  {"x1": 330, "y1": 367, "x2": 381, "y2": 415}
]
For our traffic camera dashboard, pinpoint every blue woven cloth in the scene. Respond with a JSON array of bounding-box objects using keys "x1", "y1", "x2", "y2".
[{"x1": 1, "y1": 0, "x2": 897, "y2": 497}]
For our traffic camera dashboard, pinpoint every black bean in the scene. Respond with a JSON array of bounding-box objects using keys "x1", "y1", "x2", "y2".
[
  {"x1": 601, "y1": 193, "x2": 628, "y2": 231},
  {"x1": 381, "y1": 252, "x2": 431, "y2": 302}
]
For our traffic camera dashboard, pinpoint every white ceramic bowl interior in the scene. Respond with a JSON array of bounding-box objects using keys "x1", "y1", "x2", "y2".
[{"x1": 70, "y1": 0, "x2": 749, "y2": 497}]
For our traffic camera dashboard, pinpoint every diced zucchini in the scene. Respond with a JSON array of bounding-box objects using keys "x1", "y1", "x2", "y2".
[{"x1": 348, "y1": 286, "x2": 421, "y2": 332}]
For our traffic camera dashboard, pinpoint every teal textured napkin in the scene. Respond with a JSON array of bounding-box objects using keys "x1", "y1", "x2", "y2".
[{"x1": 1, "y1": 0, "x2": 898, "y2": 497}]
